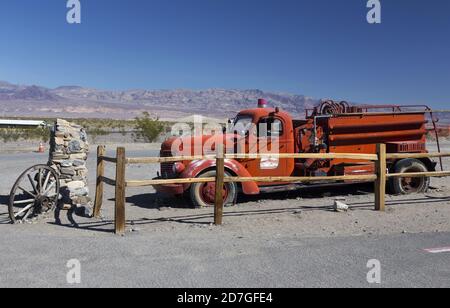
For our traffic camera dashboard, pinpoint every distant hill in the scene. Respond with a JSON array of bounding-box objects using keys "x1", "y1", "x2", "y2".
[{"x1": 0, "y1": 81, "x2": 319, "y2": 120}]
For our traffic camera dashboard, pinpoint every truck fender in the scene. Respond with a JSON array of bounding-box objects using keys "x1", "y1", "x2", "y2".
[
  {"x1": 181, "y1": 159, "x2": 260, "y2": 195},
  {"x1": 418, "y1": 157, "x2": 437, "y2": 172},
  {"x1": 390, "y1": 157, "x2": 437, "y2": 172}
]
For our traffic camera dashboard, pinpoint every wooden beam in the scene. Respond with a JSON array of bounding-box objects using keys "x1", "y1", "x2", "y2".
[
  {"x1": 100, "y1": 176, "x2": 116, "y2": 186},
  {"x1": 125, "y1": 153, "x2": 379, "y2": 165},
  {"x1": 236, "y1": 152, "x2": 378, "y2": 160},
  {"x1": 224, "y1": 175, "x2": 377, "y2": 183},
  {"x1": 214, "y1": 144, "x2": 225, "y2": 226},
  {"x1": 92, "y1": 145, "x2": 105, "y2": 218},
  {"x1": 99, "y1": 156, "x2": 117, "y2": 163},
  {"x1": 115, "y1": 147, "x2": 126, "y2": 235},
  {"x1": 375, "y1": 144, "x2": 387, "y2": 212},
  {"x1": 241, "y1": 152, "x2": 379, "y2": 161},
  {"x1": 126, "y1": 177, "x2": 216, "y2": 187},
  {"x1": 126, "y1": 155, "x2": 215, "y2": 164},
  {"x1": 387, "y1": 171, "x2": 450, "y2": 178},
  {"x1": 125, "y1": 174, "x2": 377, "y2": 188}
]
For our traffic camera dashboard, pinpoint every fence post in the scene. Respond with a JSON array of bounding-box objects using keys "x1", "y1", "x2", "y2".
[
  {"x1": 214, "y1": 144, "x2": 225, "y2": 225},
  {"x1": 93, "y1": 145, "x2": 105, "y2": 218},
  {"x1": 115, "y1": 147, "x2": 126, "y2": 235},
  {"x1": 375, "y1": 143, "x2": 387, "y2": 211}
]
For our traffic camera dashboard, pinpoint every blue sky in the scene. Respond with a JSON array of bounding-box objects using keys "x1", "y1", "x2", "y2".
[{"x1": 0, "y1": 0, "x2": 449, "y2": 107}]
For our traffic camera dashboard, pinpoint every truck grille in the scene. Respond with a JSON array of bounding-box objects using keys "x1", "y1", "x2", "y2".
[
  {"x1": 387, "y1": 142, "x2": 426, "y2": 153},
  {"x1": 399, "y1": 142, "x2": 426, "y2": 152},
  {"x1": 160, "y1": 151, "x2": 176, "y2": 179}
]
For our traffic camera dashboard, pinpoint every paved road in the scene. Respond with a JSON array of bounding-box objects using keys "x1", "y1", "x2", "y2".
[{"x1": 0, "y1": 227, "x2": 449, "y2": 288}]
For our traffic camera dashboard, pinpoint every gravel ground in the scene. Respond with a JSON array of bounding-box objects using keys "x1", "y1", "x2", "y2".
[
  {"x1": 0, "y1": 141, "x2": 450, "y2": 287},
  {"x1": 1, "y1": 141, "x2": 450, "y2": 238}
]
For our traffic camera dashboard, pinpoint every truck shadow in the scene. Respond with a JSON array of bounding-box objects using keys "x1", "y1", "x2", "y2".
[
  {"x1": 126, "y1": 193, "x2": 189, "y2": 210},
  {"x1": 50, "y1": 203, "x2": 338, "y2": 233},
  {"x1": 52, "y1": 184, "x2": 373, "y2": 232},
  {"x1": 0, "y1": 194, "x2": 8, "y2": 206},
  {"x1": 47, "y1": 193, "x2": 450, "y2": 234},
  {"x1": 4, "y1": 182, "x2": 450, "y2": 233},
  {"x1": 126, "y1": 182, "x2": 375, "y2": 210},
  {"x1": 0, "y1": 195, "x2": 11, "y2": 224},
  {"x1": 241, "y1": 183, "x2": 375, "y2": 203},
  {"x1": 126, "y1": 182, "x2": 450, "y2": 210}
]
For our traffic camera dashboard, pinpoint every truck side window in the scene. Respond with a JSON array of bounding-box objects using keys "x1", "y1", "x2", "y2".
[{"x1": 258, "y1": 118, "x2": 283, "y2": 138}]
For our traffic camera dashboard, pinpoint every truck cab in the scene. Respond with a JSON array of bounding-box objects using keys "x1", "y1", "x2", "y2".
[{"x1": 228, "y1": 104, "x2": 296, "y2": 179}]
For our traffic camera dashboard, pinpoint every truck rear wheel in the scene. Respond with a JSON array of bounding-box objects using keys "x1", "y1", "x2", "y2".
[
  {"x1": 389, "y1": 159, "x2": 430, "y2": 195},
  {"x1": 190, "y1": 170, "x2": 237, "y2": 208}
]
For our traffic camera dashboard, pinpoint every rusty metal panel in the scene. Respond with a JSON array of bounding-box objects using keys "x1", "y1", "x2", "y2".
[
  {"x1": 325, "y1": 113, "x2": 427, "y2": 168},
  {"x1": 327, "y1": 113, "x2": 426, "y2": 149}
]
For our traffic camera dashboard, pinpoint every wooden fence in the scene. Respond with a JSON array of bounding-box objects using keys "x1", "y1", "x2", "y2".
[{"x1": 91, "y1": 145, "x2": 450, "y2": 235}]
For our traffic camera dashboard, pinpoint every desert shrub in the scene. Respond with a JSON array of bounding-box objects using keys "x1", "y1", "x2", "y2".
[
  {"x1": 21, "y1": 127, "x2": 51, "y2": 142},
  {"x1": 0, "y1": 127, "x2": 51, "y2": 143},
  {"x1": 0, "y1": 118, "x2": 138, "y2": 143},
  {"x1": 88, "y1": 127, "x2": 109, "y2": 143},
  {"x1": 0, "y1": 129, "x2": 21, "y2": 143},
  {"x1": 134, "y1": 112, "x2": 165, "y2": 143}
]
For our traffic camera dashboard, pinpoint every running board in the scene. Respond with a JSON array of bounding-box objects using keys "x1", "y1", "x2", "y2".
[
  {"x1": 258, "y1": 181, "x2": 368, "y2": 194},
  {"x1": 259, "y1": 184, "x2": 304, "y2": 193}
]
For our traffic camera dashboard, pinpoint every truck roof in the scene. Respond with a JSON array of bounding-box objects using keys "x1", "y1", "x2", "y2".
[{"x1": 237, "y1": 108, "x2": 293, "y2": 120}]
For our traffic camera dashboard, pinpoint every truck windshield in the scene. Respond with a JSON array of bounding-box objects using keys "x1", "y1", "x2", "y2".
[{"x1": 229, "y1": 115, "x2": 254, "y2": 136}]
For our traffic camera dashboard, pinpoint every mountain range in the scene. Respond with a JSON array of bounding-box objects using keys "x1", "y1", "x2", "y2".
[
  {"x1": 2, "y1": 81, "x2": 448, "y2": 125},
  {"x1": 0, "y1": 81, "x2": 319, "y2": 120}
]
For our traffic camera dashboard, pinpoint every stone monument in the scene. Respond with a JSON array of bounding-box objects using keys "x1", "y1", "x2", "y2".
[{"x1": 48, "y1": 119, "x2": 91, "y2": 210}]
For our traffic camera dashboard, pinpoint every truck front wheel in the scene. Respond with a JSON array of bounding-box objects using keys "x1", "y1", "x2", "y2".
[
  {"x1": 389, "y1": 159, "x2": 430, "y2": 195},
  {"x1": 190, "y1": 170, "x2": 237, "y2": 208}
]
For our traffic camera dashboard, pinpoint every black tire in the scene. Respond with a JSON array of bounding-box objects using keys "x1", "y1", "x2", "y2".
[
  {"x1": 190, "y1": 170, "x2": 237, "y2": 208},
  {"x1": 389, "y1": 159, "x2": 430, "y2": 195}
]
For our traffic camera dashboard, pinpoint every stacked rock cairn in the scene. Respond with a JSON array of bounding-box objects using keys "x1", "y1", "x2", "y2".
[{"x1": 48, "y1": 119, "x2": 91, "y2": 210}]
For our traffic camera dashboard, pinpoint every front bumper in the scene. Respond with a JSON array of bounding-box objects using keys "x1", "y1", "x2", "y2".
[{"x1": 152, "y1": 177, "x2": 185, "y2": 195}]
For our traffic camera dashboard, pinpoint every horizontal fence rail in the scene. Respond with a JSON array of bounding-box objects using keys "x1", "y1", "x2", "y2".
[
  {"x1": 92, "y1": 145, "x2": 449, "y2": 235},
  {"x1": 126, "y1": 153, "x2": 379, "y2": 164},
  {"x1": 126, "y1": 175, "x2": 379, "y2": 188},
  {"x1": 387, "y1": 171, "x2": 450, "y2": 178},
  {"x1": 99, "y1": 156, "x2": 118, "y2": 163},
  {"x1": 100, "y1": 176, "x2": 116, "y2": 186}
]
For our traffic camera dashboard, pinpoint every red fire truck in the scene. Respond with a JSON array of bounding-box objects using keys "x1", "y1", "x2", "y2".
[{"x1": 154, "y1": 99, "x2": 440, "y2": 207}]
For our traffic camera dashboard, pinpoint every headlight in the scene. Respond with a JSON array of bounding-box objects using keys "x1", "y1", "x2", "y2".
[{"x1": 172, "y1": 162, "x2": 186, "y2": 174}]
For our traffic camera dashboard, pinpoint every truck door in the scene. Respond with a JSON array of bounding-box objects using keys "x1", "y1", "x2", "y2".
[{"x1": 247, "y1": 116, "x2": 290, "y2": 177}]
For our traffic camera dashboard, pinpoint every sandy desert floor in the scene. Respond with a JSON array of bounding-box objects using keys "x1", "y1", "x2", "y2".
[
  {"x1": 1, "y1": 141, "x2": 450, "y2": 238},
  {"x1": 0, "y1": 141, "x2": 449, "y2": 287}
]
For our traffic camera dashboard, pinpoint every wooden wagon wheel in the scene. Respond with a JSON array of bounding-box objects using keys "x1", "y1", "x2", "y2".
[{"x1": 9, "y1": 164, "x2": 60, "y2": 224}]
